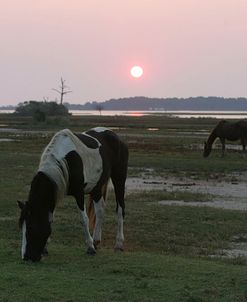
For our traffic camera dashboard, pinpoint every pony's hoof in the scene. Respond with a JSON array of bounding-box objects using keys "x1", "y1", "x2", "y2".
[
  {"x1": 114, "y1": 240, "x2": 124, "y2": 252},
  {"x1": 93, "y1": 240, "x2": 101, "y2": 250},
  {"x1": 114, "y1": 247, "x2": 124, "y2": 252},
  {"x1": 86, "y1": 247, "x2": 96, "y2": 255},
  {"x1": 114, "y1": 244, "x2": 124, "y2": 252}
]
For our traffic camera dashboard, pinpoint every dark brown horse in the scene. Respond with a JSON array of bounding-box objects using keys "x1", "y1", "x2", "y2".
[{"x1": 203, "y1": 120, "x2": 247, "y2": 157}]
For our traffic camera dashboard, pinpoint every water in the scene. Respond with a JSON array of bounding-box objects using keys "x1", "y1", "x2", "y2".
[
  {"x1": 0, "y1": 110, "x2": 15, "y2": 114},
  {"x1": 70, "y1": 110, "x2": 247, "y2": 119},
  {"x1": 1, "y1": 109, "x2": 247, "y2": 119}
]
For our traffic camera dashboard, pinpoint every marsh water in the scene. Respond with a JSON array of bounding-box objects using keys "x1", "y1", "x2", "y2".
[{"x1": 70, "y1": 110, "x2": 247, "y2": 119}]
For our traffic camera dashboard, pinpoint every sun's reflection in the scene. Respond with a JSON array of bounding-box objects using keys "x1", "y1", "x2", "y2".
[{"x1": 127, "y1": 111, "x2": 144, "y2": 117}]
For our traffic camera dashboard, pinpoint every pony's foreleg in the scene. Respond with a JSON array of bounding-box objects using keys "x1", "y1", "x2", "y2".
[
  {"x1": 80, "y1": 211, "x2": 96, "y2": 254},
  {"x1": 76, "y1": 195, "x2": 96, "y2": 255},
  {"x1": 92, "y1": 197, "x2": 105, "y2": 246},
  {"x1": 42, "y1": 211, "x2": 54, "y2": 256}
]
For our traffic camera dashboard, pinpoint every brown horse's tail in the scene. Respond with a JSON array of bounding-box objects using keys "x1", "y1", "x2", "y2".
[{"x1": 87, "y1": 181, "x2": 109, "y2": 230}]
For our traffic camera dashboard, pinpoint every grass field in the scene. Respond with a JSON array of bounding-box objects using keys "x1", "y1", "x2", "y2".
[{"x1": 0, "y1": 114, "x2": 247, "y2": 301}]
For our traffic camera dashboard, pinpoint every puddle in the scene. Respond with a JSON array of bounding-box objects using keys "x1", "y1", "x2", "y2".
[
  {"x1": 127, "y1": 175, "x2": 247, "y2": 211},
  {"x1": 211, "y1": 235, "x2": 247, "y2": 259},
  {"x1": 0, "y1": 128, "x2": 20, "y2": 132},
  {"x1": 221, "y1": 243, "x2": 247, "y2": 258}
]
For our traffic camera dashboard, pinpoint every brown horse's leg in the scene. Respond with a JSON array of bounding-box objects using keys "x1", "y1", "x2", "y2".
[
  {"x1": 241, "y1": 138, "x2": 246, "y2": 153},
  {"x1": 220, "y1": 138, "x2": 225, "y2": 157}
]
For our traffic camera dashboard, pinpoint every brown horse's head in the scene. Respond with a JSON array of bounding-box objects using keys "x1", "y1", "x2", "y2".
[{"x1": 203, "y1": 141, "x2": 211, "y2": 158}]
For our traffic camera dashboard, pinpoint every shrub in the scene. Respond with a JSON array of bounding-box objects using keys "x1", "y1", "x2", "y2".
[{"x1": 15, "y1": 101, "x2": 69, "y2": 119}]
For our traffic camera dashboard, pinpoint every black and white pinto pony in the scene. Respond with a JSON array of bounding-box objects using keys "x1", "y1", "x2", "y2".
[
  {"x1": 203, "y1": 120, "x2": 247, "y2": 157},
  {"x1": 18, "y1": 127, "x2": 128, "y2": 262}
]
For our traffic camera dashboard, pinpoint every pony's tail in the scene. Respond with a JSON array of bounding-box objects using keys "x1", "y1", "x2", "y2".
[{"x1": 87, "y1": 181, "x2": 109, "y2": 230}]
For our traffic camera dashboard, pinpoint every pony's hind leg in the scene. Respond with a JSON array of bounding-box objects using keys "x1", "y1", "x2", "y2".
[
  {"x1": 111, "y1": 172, "x2": 127, "y2": 251},
  {"x1": 115, "y1": 200, "x2": 124, "y2": 251},
  {"x1": 90, "y1": 184, "x2": 108, "y2": 248},
  {"x1": 111, "y1": 143, "x2": 128, "y2": 251}
]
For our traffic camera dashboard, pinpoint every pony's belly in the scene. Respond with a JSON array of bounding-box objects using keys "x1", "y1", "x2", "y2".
[{"x1": 83, "y1": 177, "x2": 101, "y2": 194}]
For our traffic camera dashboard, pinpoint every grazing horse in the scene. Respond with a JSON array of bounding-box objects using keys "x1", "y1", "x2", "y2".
[
  {"x1": 203, "y1": 120, "x2": 247, "y2": 157},
  {"x1": 18, "y1": 127, "x2": 128, "y2": 262}
]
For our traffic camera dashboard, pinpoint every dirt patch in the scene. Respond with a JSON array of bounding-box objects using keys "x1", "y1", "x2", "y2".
[
  {"x1": 126, "y1": 174, "x2": 247, "y2": 211},
  {"x1": 220, "y1": 242, "x2": 247, "y2": 258},
  {"x1": 126, "y1": 173, "x2": 247, "y2": 258}
]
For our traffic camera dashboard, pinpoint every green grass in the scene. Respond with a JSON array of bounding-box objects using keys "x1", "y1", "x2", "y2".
[
  {"x1": 0, "y1": 114, "x2": 247, "y2": 301},
  {"x1": 0, "y1": 244, "x2": 247, "y2": 302}
]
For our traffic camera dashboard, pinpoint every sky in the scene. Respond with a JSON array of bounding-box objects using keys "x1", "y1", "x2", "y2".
[{"x1": 1, "y1": 0, "x2": 247, "y2": 105}]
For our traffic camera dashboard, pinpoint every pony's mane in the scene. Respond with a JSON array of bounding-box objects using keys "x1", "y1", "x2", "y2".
[{"x1": 19, "y1": 171, "x2": 57, "y2": 228}]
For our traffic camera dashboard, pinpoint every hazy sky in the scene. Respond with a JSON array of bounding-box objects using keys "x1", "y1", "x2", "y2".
[{"x1": 1, "y1": 0, "x2": 247, "y2": 105}]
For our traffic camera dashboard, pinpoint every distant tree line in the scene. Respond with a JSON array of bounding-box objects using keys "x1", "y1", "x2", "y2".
[{"x1": 65, "y1": 96, "x2": 247, "y2": 111}]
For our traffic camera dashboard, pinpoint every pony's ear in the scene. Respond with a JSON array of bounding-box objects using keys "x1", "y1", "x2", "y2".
[{"x1": 17, "y1": 200, "x2": 25, "y2": 210}]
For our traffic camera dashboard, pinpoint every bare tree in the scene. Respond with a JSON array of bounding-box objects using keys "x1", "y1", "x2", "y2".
[{"x1": 52, "y1": 78, "x2": 72, "y2": 105}]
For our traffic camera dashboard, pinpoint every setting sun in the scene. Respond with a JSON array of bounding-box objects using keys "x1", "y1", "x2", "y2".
[{"x1": 130, "y1": 66, "x2": 143, "y2": 78}]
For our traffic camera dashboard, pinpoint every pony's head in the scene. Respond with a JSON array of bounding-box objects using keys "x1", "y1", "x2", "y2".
[
  {"x1": 18, "y1": 200, "x2": 52, "y2": 262},
  {"x1": 18, "y1": 172, "x2": 56, "y2": 262},
  {"x1": 203, "y1": 141, "x2": 212, "y2": 158}
]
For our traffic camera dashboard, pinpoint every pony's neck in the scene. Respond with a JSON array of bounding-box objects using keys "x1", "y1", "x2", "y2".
[
  {"x1": 29, "y1": 172, "x2": 56, "y2": 213},
  {"x1": 206, "y1": 129, "x2": 218, "y2": 147}
]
